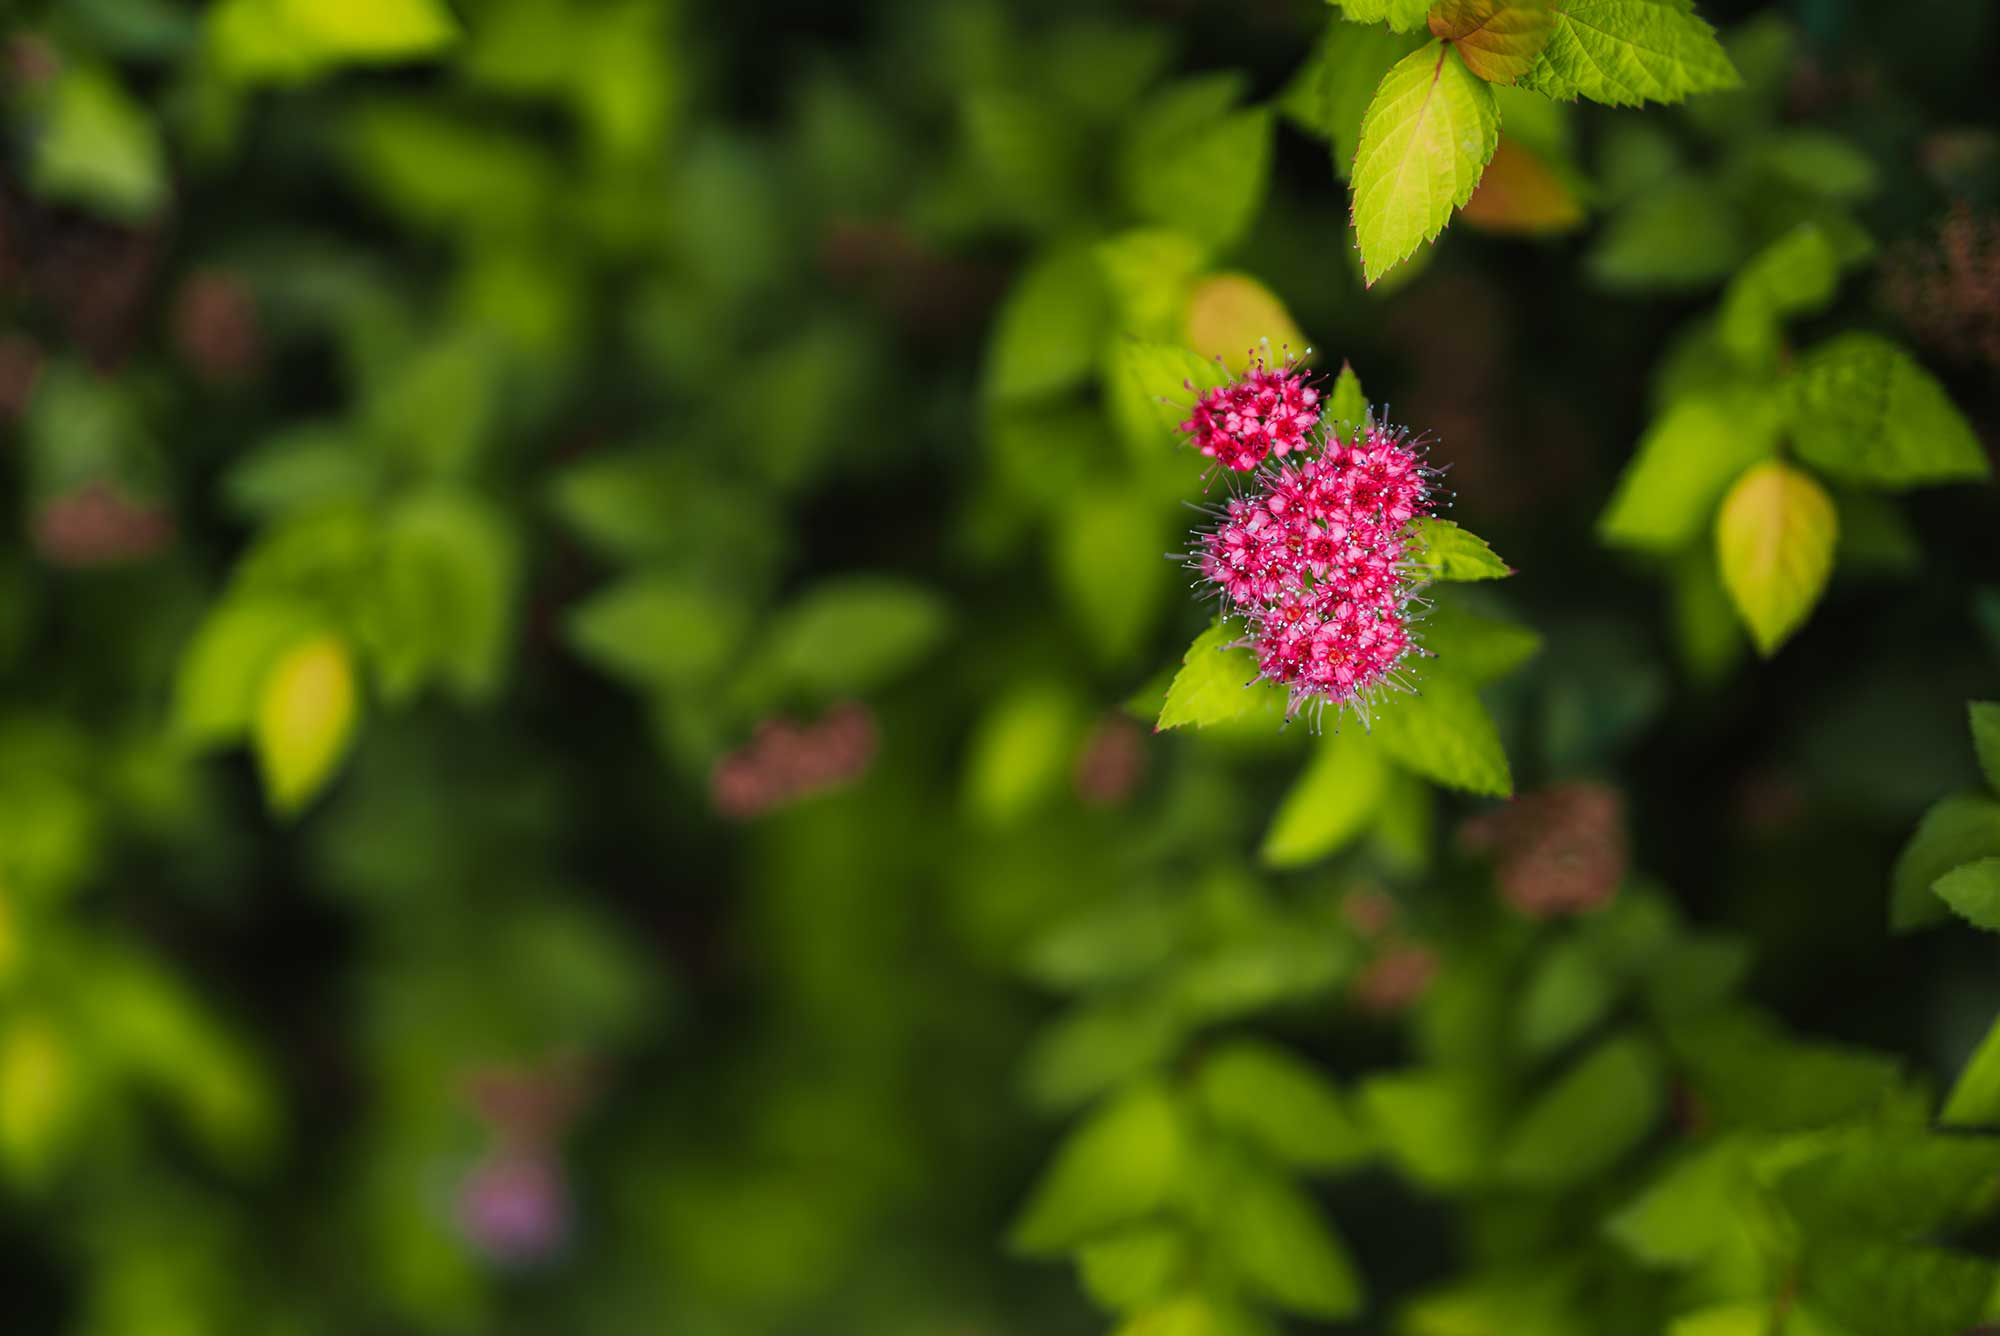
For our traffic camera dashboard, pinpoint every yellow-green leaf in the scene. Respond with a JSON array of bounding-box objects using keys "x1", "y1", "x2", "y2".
[
  {"x1": 1183, "y1": 274, "x2": 1309, "y2": 373},
  {"x1": 1369, "y1": 673, "x2": 1512, "y2": 796},
  {"x1": 1410, "y1": 518, "x2": 1511, "y2": 581},
  {"x1": 253, "y1": 633, "x2": 361, "y2": 816},
  {"x1": 1351, "y1": 41, "x2": 1500, "y2": 285},
  {"x1": 1159, "y1": 621, "x2": 1269, "y2": 730},
  {"x1": 1261, "y1": 733, "x2": 1388, "y2": 867},
  {"x1": 1714, "y1": 461, "x2": 1837, "y2": 656},
  {"x1": 1520, "y1": 0, "x2": 1741, "y2": 108}
]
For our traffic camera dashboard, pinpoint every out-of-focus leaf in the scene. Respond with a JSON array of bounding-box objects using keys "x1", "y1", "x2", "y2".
[
  {"x1": 1261, "y1": 733, "x2": 1387, "y2": 868},
  {"x1": 28, "y1": 68, "x2": 167, "y2": 222},
  {"x1": 1217, "y1": 1162, "x2": 1364, "y2": 1319},
  {"x1": 1714, "y1": 460, "x2": 1837, "y2": 656},
  {"x1": 1359, "y1": 1070, "x2": 1496, "y2": 1189},
  {"x1": 173, "y1": 598, "x2": 324, "y2": 747},
  {"x1": 1079, "y1": 1223, "x2": 1191, "y2": 1313},
  {"x1": 965, "y1": 682, "x2": 1087, "y2": 827},
  {"x1": 1010, "y1": 1081, "x2": 1186, "y2": 1254},
  {"x1": 1599, "y1": 388, "x2": 1782, "y2": 553},
  {"x1": 1196, "y1": 1040, "x2": 1374, "y2": 1173},
  {"x1": 566, "y1": 573, "x2": 751, "y2": 692},
  {"x1": 1798, "y1": 1237, "x2": 1995, "y2": 1336},
  {"x1": 1457, "y1": 138, "x2": 1586, "y2": 234},
  {"x1": 1668, "y1": 1009, "x2": 1902, "y2": 1131},
  {"x1": 210, "y1": 0, "x2": 460, "y2": 83},
  {"x1": 749, "y1": 578, "x2": 950, "y2": 702},
  {"x1": 1370, "y1": 674, "x2": 1513, "y2": 797},
  {"x1": 1934, "y1": 859, "x2": 2000, "y2": 932},
  {"x1": 1590, "y1": 178, "x2": 1746, "y2": 291},
  {"x1": 1974, "y1": 702, "x2": 2000, "y2": 794},
  {"x1": 1054, "y1": 490, "x2": 1170, "y2": 666},
  {"x1": 1419, "y1": 600, "x2": 1543, "y2": 685},
  {"x1": 1891, "y1": 794, "x2": 2000, "y2": 933},
  {"x1": 1098, "y1": 231, "x2": 1209, "y2": 343},
  {"x1": 1786, "y1": 333, "x2": 1990, "y2": 490},
  {"x1": 1496, "y1": 1033, "x2": 1665, "y2": 1187},
  {"x1": 1119, "y1": 76, "x2": 1273, "y2": 249},
  {"x1": 1182, "y1": 275, "x2": 1308, "y2": 373},
  {"x1": 986, "y1": 243, "x2": 1110, "y2": 403},
  {"x1": 253, "y1": 633, "x2": 361, "y2": 816}
]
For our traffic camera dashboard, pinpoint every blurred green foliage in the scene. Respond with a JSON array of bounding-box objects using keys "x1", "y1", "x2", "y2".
[{"x1": 1, "y1": 0, "x2": 1999, "y2": 1333}]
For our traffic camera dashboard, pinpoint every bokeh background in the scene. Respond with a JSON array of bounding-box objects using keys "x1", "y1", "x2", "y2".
[{"x1": 2, "y1": 0, "x2": 1999, "y2": 1332}]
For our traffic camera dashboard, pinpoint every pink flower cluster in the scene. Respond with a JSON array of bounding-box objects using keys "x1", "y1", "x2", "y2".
[
  {"x1": 1183, "y1": 363, "x2": 1436, "y2": 721},
  {"x1": 1180, "y1": 361, "x2": 1322, "y2": 472},
  {"x1": 710, "y1": 701, "x2": 878, "y2": 818}
]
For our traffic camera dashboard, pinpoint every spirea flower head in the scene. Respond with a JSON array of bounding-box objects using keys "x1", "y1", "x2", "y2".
[
  {"x1": 1180, "y1": 352, "x2": 1321, "y2": 473},
  {"x1": 1179, "y1": 369, "x2": 1439, "y2": 726}
]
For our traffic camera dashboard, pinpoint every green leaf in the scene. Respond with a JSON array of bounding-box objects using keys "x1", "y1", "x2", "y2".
[
  {"x1": 1351, "y1": 41, "x2": 1500, "y2": 285},
  {"x1": 1315, "y1": 24, "x2": 1429, "y2": 180},
  {"x1": 751, "y1": 578, "x2": 950, "y2": 701},
  {"x1": 1419, "y1": 601, "x2": 1543, "y2": 685},
  {"x1": 1409, "y1": 518, "x2": 1511, "y2": 581},
  {"x1": 1599, "y1": 389, "x2": 1782, "y2": 552},
  {"x1": 1327, "y1": 363, "x2": 1369, "y2": 437},
  {"x1": 1942, "y1": 1013, "x2": 2000, "y2": 1128},
  {"x1": 1011, "y1": 1082, "x2": 1186, "y2": 1254},
  {"x1": 1183, "y1": 275, "x2": 1308, "y2": 372},
  {"x1": 1107, "y1": 341, "x2": 1231, "y2": 460},
  {"x1": 566, "y1": 574, "x2": 751, "y2": 692},
  {"x1": 1516, "y1": 938, "x2": 1619, "y2": 1056},
  {"x1": 369, "y1": 491, "x2": 519, "y2": 705},
  {"x1": 986, "y1": 243, "x2": 1110, "y2": 403},
  {"x1": 1113, "y1": 1295, "x2": 1277, "y2": 1336},
  {"x1": 1427, "y1": 0, "x2": 1559, "y2": 86},
  {"x1": 1079, "y1": 1223, "x2": 1192, "y2": 1313},
  {"x1": 1606, "y1": 1137, "x2": 1756, "y2": 1268},
  {"x1": 1799, "y1": 1238, "x2": 1995, "y2": 1336},
  {"x1": 1098, "y1": 231, "x2": 1209, "y2": 344},
  {"x1": 1261, "y1": 733, "x2": 1388, "y2": 868},
  {"x1": 1785, "y1": 333, "x2": 1990, "y2": 490},
  {"x1": 964, "y1": 683, "x2": 1087, "y2": 829},
  {"x1": 1370, "y1": 673, "x2": 1513, "y2": 797},
  {"x1": 254, "y1": 633, "x2": 361, "y2": 816},
  {"x1": 1521, "y1": 0, "x2": 1741, "y2": 108},
  {"x1": 1196, "y1": 1041, "x2": 1375, "y2": 1173},
  {"x1": 1892, "y1": 794, "x2": 2000, "y2": 933},
  {"x1": 28, "y1": 68, "x2": 167, "y2": 222},
  {"x1": 1158, "y1": 622, "x2": 1276, "y2": 731},
  {"x1": 1714, "y1": 224, "x2": 1840, "y2": 365},
  {"x1": 1053, "y1": 491, "x2": 1170, "y2": 666},
  {"x1": 1218, "y1": 1163, "x2": 1364, "y2": 1319},
  {"x1": 1589, "y1": 177, "x2": 1746, "y2": 292},
  {"x1": 1334, "y1": 0, "x2": 1434, "y2": 33},
  {"x1": 1119, "y1": 76, "x2": 1274, "y2": 250},
  {"x1": 1973, "y1": 702, "x2": 2000, "y2": 794},
  {"x1": 1935, "y1": 859, "x2": 2000, "y2": 932},
  {"x1": 1667, "y1": 1009, "x2": 1901, "y2": 1131},
  {"x1": 1359, "y1": 1070, "x2": 1497, "y2": 1189},
  {"x1": 1714, "y1": 460, "x2": 1837, "y2": 656},
  {"x1": 210, "y1": 0, "x2": 460, "y2": 83},
  {"x1": 1496, "y1": 1033, "x2": 1665, "y2": 1187},
  {"x1": 173, "y1": 598, "x2": 324, "y2": 747},
  {"x1": 1021, "y1": 995, "x2": 1185, "y2": 1113},
  {"x1": 1777, "y1": 1129, "x2": 2000, "y2": 1239}
]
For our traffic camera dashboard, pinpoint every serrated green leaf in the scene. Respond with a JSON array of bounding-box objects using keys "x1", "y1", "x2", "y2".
[
  {"x1": 1261, "y1": 733, "x2": 1388, "y2": 868},
  {"x1": 1333, "y1": 0, "x2": 1434, "y2": 32},
  {"x1": 1972, "y1": 702, "x2": 2000, "y2": 794},
  {"x1": 1410, "y1": 518, "x2": 1511, "y2": 581},
  {"x1": 1313, "y1": 23, "x2": 1429, "y2": 179},
  {"x1": 1369, "y1": 673, "x2": 1513, "y2": 796},
  {"x1": 1427, "y1": 0, "x2": 1559, "y2": 86},
  {"x1": 1158, "y1": 621, "x2": 1274, "y2": 730},
  {"x1": 1599, "y1": 389, "x2": 1782, "y2": 552},
  {"x1": 1219, "y1": 1163, "x2": 1364, "y2": 1319},
  {"x1": 1196, "y1": 1041, "x2": 1374, "y2": 1173},
  {"x1": 1496, "y1": 1033, "x2": 1665, "y2": 1186},
  {"x1": 1327, "y1": 363, "x2": 1369, "y2": 437},
  {"x1": 1010, "y1": 1082, "x2": 1186, "y2": 1254},
  {"x1": 1786, "y1": 333, "x2": 1990, "y2": 490},
  {"x1": 1935, "y1": 859, "x2": 2000, "y2": 932},
  {"x1": 1892, "y1": 793, "x2": 2000, "y2": 933},
  {"x1": 1351, "y1": 41, "x2": 1500, "y2": 285},
  {"x1": 1521, "y1": 0, "x2": 1740, "y2": 108},
  {"x1": 1714, "y1": 460, "x2": 1837, "y2": 656}
]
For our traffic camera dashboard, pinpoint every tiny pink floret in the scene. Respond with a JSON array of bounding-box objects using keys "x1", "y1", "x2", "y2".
[
  {"x1": 1180, "y1": 367, "x2": 1437, "y2": 723},
  {"x1": 1180, "y1": 361, "x2": 1322, "y2": 473}
]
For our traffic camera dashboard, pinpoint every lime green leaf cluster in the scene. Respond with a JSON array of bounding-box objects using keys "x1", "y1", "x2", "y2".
[
  {"x1": 1893, "y1": 706, "x2": 2000, "y2": 934},
  {"x1": 1351, "y1": 42, "x2": 1500, "y2": 285},
  {"x1": 1520, "y1": 0, "x2": 1740, "y2": 106}
]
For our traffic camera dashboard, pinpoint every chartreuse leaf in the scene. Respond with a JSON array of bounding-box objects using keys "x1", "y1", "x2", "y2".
[
  {"x1": 1798, "y1": 1237, "x2": 1995, "y2": 1336},
  {"x1": 1714, "y1": 224, "x2": 1839, "y2": 365},
  {"x1": 1521, "y1": 0, "x2": 1740, "y2": 108},
  {"x1": 1108, "y1": 341, "x2": 1231, "y2": 460},
  {"x1": 1114, "y1": 1295, "x2": 1277, "y2": 1336},
  {"x1": 1892, "y1": 794, "x2": 2000, "y2": 933},
  {"x1": 1055, "y1": 490, "x2": 1170, "y2": 665},
  {"x1": 1598, "y1": 388, "x2": 1782, "y2": 553},
  {"x1": 1714, "y1": 461, "x2": 1837, "y2": 656},
  {"x1": 1942, "y1": 1012, "x2": 2000, "y2": 1128},
  {"x1": 1098, "y1": 230, "x2": 1209, "y2": 344},
  {"x1": 751, "y1": 577, "x2": 949, "y2": 701},
  {"x1": 253, "y1": 633, "x2": 361, "y2": 816},
  {"x1": 567, "y1": 573, "x2": 752, "y2": 691},
  {"x1": 1667, "y1": 1008, "x2": 1900, "y2": 1131},
  {"x1": 1420, "y1": 600, "x2": 1543, "y2": 685},
  {"x1": 0, "y1": 1014, "x2": 81, "y2": 1186},
  {"x1": 210, "y1": 0, "x2": 460, "y2": 83},
  {"x1": 1370, "y1": 673, "x2": 1512, "y2": 796},
  {"x1": 1409, "y1": 518, "x2": 1511, "y2": 581},
  {"x1": 1427, "y1": 0, "x2": 1558, "y2": 86},
  {"x1": 1935, "y1": 859, "x2": 2000, "y2": 932},
  {"x1": 1011, "y1": 1081, "x2": 1185, "y2": 1254},
  {"x1": 1496, "y1": 1033, "x2": 1665, "y2": 1187},
  {"x1": 986, "y1": 242, "x2": 1110, "y2": 403},
  {"x1": 1776, "y1": 1129, "x2": 2000, "y2": 1239},
  {"x1": 1785, "y1": 333, "x2": 1990, "y2": 490},
  {"x1": 1333, "y1": 0, "x2": 1433, "y2": 33},
  {"x1": 1196, "y1": 1040, "x2": 1374, "y2": 1173},
  {"x1": 1359, "y1": 1070, "x2": 1496, "y2": 1189},
  {"x1": 1218, "y1": 1162, "x2": 1364, "y2": 1319},
  {"x1": 1261, "y1": 733, "x2": 1388, "y2": 868},
  {"x1": 174, "y1": 598, "x2": 325, "y2": 746},
  {"x1": 1079, "y1": 1223, "x2": 1192, "y2": 1312},
  {"x1": 965, "y1": 683, "x2": 1087, "y2": 828},
  {"x1": 1315, "y1": 23, "x2": 1428, "y2": 180},
  {"x1": 1327, "y1": 363, "x2": 1369, "y2": 438},
  {"x1": 1606, "y1": 1137, "x2": 1757, "y2": 1268},
  {"x1": 1972, "y1": 702, "x2": 2000, "y2": 793},
  {"x1": 1159, "y1": 622, "x2": 1271, "y2": 730},
  {"x1": 1350, "y1": 41, "x2": 1500, "y2": 285},
  {"x1": 29, "y1": 67, "x2": 167, "y2": 222}
]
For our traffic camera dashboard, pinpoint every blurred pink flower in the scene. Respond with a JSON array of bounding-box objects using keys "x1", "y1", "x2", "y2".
[
  {"x1": 1462, "y1": 782, "x2": 1628, "y2": 918},
  {"x1": 457, "y1": 1153, "x2": 570, "y2": 1265},
  {"x1": 1073, "y1": 714, "x2": 1147, "y2": 807},
  {"x1": 712, "y1": 701, "x2": 878, "y2": 818},
  {"x1": 171, "y1": 270, "x2": 262, "y2": 385},
  {"x1": 1352, "y1": 943, "x2": 1437, "y2": 1014},
  {"x1": 31, "y1": 480, "x2": 174, "y2": 567}
]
